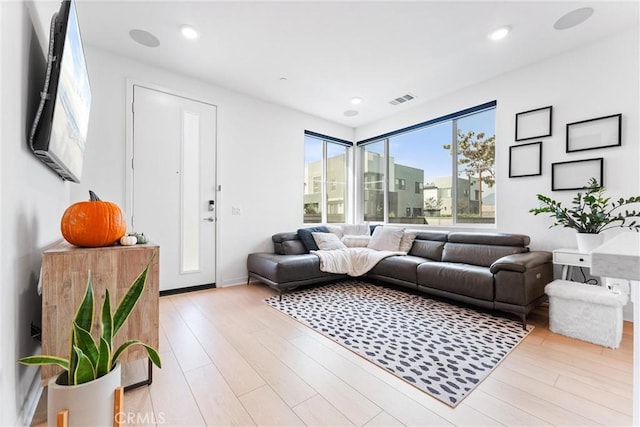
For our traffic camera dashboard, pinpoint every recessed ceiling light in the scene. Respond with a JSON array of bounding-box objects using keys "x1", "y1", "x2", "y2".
[
  {"x1": 554, "y1": 8, "x2": 594, "y2": 30},
  {"x1": 180, "y1": 24, "x2": 199, "y2": 40},
  {"x1": 279, "y1": 77, "x2": 288, "y2": 81},
  {"x1": 351, "y1": 97, "x2": 363, "y2": 105},
  {"x1": 488, "y1": 26, "x2": 511, "y2": 41},
  {"x1": 344, "y1": 110, "x2": 359, "y2": 117},
  {"x1": 129, "y1": 29, "x2": 160, "y2": 48}
]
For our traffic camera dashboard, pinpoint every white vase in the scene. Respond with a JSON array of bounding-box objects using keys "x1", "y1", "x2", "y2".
[
  {"x1": 575, "y1": 233, "x2": 604, "y2": 253},
  {"x1": 47, "y1": 362, "x2": 122, "y2": 427}
]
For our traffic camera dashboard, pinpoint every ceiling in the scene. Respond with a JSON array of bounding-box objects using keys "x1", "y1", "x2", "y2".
[{"x1": 75, "y1": 1, "x2": 639, "y2": 128}]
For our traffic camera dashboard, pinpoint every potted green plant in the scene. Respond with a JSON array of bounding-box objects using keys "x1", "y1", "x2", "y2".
[
  {"x1": 530, "y1": 177, "x2": 640, "y2": 252},
  {"x1": 19, "y1": 258, "x2": 161, "y2": 427}
]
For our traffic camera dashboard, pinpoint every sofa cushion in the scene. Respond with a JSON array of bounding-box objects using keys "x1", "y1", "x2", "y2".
[
  {"x1": 415, "y1": 231, "x2": 449, "y2": 242},
  {"x1": 247, "y1": 253, "x2": 337, "y2": 283},
  {"x1": 326, "y1": 225, "x2": 344, "y2": 238},
  {"x1": 297, "y1": 226, "x2": 329, "y2": 252},
  {"x1": 368, "y1": 255, "x2": 430, "y2": 284},
  {"x1": 341, "y1": 223, "x2": 370, "y2": 236},
  {"x1": 368, "y1": 226, "x2": 404, "y2": 251},
  {"x1": 342, "y1": 235, "x2": 371, "y2": 248},
  {"x1": 447, "y1": 232, "x2": 530, "y2": 247},
  {"x1": 399, "y1": 230, "x2": 418, "y2": 253},
  {"x1": 272, "y1": 233, "x2": 306, "y2": 255},
  {"x1": 313, "y1": 232, "x2": 346, "y2": 250},
  {"x1": 442, "y1": 243, "x2": 526, "y2": 267},
  {"x1": 408, "y1": 240, "x2": 445, "y2": 261},
  {"x1": 417, "y1": 262, "x2": 494, "y2": 301}
]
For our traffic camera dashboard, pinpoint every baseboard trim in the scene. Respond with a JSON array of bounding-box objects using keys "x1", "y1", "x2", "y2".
[
  {"x1": 219, "y1": 276, "x2": 251, "y2": 287},
  {"x1": 159, "y1": 283, "x2": 216, "y2": 297}
]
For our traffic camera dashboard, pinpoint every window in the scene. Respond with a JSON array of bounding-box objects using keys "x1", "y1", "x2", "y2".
[
  {"x1": 363, "y1": 141, "x2": 385, "y2": 222},
  {"x1": 304, "y1": 132, "x2": 351, "y2": 223},
  {"x1": 359, "y1": 102, "x2": 496, "y2": 226}
]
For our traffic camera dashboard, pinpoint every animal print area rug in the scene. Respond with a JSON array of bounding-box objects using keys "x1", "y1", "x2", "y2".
[{"x1": 264, "y1": 280, "x2": 532, "y2": 407}]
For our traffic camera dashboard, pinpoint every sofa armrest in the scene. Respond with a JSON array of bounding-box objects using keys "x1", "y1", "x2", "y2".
[{"x1": 490, "y1": 251, "x2": 552, "y2": 274}]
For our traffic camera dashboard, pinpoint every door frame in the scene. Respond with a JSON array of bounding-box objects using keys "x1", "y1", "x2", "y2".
[{"x1": 125, "y1": 79, "x2": 220, "y2": 288}]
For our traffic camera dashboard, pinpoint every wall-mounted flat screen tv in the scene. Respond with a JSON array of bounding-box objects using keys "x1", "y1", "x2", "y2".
[{"x1": 29, "y1": 0, "x2": 91, "y2": 183}]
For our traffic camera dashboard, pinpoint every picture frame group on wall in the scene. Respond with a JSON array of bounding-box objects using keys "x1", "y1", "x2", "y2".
[
  {"x1": 515, "y1": 106, "x2": 552, "y2": 141},
  {"x1": 566, "y1": 113, "x2": 621, "y2": 153},
  {"x1": 510, "y1": 105, "x2": 622, "y2": 190}
]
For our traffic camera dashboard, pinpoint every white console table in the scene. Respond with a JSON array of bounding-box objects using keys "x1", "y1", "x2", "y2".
[
  {"x1": 553, "y1": 248, "x2": 591, "y2": 281},
  {"x1": 590, "y1": 233, "x2": 639, "y2": 425}
]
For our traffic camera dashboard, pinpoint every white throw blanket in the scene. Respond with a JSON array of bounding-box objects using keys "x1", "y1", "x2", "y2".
[{"x1": 311, "y1": 247, "x2": 404, "y2": 277}]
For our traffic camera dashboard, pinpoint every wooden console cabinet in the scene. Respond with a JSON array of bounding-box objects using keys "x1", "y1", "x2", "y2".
[{"x1": 40, "y1": 241, "x2": 159, "y2": 383}]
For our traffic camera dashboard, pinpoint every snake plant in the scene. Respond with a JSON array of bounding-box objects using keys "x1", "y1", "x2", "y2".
[{"x1": 19, "y1": 257, "x2": 161, "y2": 385}]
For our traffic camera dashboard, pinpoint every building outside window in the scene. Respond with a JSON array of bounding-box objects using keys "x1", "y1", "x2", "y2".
[
  {"x1": 312, "y1": 176, "x2": 321, "y2": 194},
  {"x1": 359, "y1": 102, "x2": 496, "y2": 225},
  {"x1": 363, "y1": 141, "x2": 385, "y2": 222},
  {"x1": 304, "y1": 132, "x2": 350, "y2": 223}
]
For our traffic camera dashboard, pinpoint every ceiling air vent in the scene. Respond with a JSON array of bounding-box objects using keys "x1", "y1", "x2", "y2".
[{"x1": 389, "y1": 93, "x2": 416, "y2": 106}]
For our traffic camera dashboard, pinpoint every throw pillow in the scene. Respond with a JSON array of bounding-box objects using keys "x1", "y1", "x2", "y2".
[
  {"x1": 342, "y1": 235, "x2": 371, "y2": 248},
  {"x1": 399, "y1": 230, "x2": 419, "y2": 253},
  {"x1": 312, "y1": 232, "x2": 347, "y2": 251},
  {"x1": 367, "y1": 226, "x2": 405, "y2": 251},
  {"x1": 341, "y1": 222, "x2": 370, "y2": 236},
  {"x1": 326, "y1": 225, "x2": 344, "y2": 239},
  {"x1": 297, "y1": 226, "x2": 329, "y2": 252}
]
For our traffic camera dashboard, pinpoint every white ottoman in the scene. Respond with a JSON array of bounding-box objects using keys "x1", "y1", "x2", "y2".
[{"x1": 545, "y1": 279, "x2": 628, "y2": 348}]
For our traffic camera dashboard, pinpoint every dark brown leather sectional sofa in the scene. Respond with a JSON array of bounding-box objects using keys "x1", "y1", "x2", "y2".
[{"x1": 247, "y1": 230, "x2": 553, "y2": 327}]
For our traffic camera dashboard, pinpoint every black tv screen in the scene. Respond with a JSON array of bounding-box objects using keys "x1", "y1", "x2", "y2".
[{"x1": 29, "y1": 0, "x2": 91, "y2": 183}]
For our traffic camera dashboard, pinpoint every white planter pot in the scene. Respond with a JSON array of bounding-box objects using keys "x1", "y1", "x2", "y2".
[
  {"x1": 47, "y1": 363, "x2": 122, "y2": 427},
  {"x1": 576, "y1": 233, "x2": 604, "y2": 253}
]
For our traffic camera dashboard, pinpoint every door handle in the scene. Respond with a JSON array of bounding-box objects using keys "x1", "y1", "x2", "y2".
[{"x1": 203, "y1": 216, "x2": 215, "y2": 222}]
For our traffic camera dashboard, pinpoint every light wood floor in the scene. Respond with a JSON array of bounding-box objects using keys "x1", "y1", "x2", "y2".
[{"x1": 32, "y1": 282, "x2": 634, "y2": 426}]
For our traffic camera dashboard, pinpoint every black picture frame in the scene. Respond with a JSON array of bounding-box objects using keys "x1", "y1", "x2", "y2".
[
  {"x1": 509, "y1": 141, "x2": 542, "y2": 178},
  {"x1": 566, "y1": 113, "x2": 622, "y2": 153},
  {"x1": 551, "y1": 158, "x2": 603, "y2": 191},
  {"x1": 515, "y1": 106, "x2": 552, "y2": 141}
]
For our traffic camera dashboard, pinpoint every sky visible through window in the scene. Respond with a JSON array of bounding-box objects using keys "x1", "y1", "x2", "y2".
[
  {"x1": 305, "y1": 108, "x2": 496, "y2": 179},
  {"x1": 389, "y1": 109, "x2": 496, "y2": 179}
]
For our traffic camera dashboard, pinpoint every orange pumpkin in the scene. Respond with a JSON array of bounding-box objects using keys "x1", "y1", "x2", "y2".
[{"x1": 61, "y1": 191, "x2": 127, "y2": 247}]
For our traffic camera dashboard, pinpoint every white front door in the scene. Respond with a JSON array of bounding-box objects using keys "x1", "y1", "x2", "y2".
[{"x1": 132, "y1": 85, "x2": 216, "y2": 291}]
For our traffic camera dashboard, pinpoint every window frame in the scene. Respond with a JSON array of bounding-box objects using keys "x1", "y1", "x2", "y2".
[
  {"x1": 356, "y1": 101, "x2": 497, "y2": 227},
  {"x1": 303, "y1": 131, "x2": 352, "y2": 224}
]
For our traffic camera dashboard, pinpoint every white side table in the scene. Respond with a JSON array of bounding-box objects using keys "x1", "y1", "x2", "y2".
[{"x1": 553, "y1": 248, "x2": 591, "y2": 280}]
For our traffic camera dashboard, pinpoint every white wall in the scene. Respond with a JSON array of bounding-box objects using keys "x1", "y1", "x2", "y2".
[
  {"x1": 356, "y1": 28, "x2": 640, "y2": 253},
  {"x1": 74, "y1": 48, "x2": 354, "y2": 287},
  {"x1": 1, "y1": 1, "x2": 72, "y2": 425}
]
